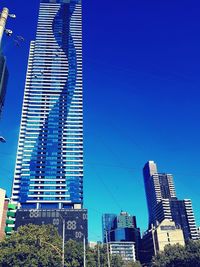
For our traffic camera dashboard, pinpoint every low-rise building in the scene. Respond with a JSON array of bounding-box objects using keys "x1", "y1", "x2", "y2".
[
  {"x1": 0, "y1": 188, "x2": 9, "y2": 240},
  {"x1": 141, "y1": 219, "x2": 185, "y2": 265},
  {"x1": 5, "y1": 202, "x2": 17, "y2": 237},
  {"x1": 102, "y1": 211, "x2": 141, "y2": 260},
  {"x1": 109, "y1": 241, "x2": 136, "y2": 262},
  {"x1": 88, "y1": 241, "x2": 98, "y2": 249}
]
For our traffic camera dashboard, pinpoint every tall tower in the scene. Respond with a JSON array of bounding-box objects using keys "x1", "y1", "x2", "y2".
[
  {"x1": 143, "y1": 161, "x2": 198, "y2": 241},
  {"x1": 12, "y1": 0, "x2": 83, "y2": 210},
  {"x1": 11, "y1": 0, "x2": 87, "y2": 242},
  {"x1": 143, "y1": 161, "x2": 176, "y2": 226}
]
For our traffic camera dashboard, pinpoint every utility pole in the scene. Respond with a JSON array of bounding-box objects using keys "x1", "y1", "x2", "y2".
[
  {"x1": 0, "y1": 7, "x2": 15, "y2": 118},
  {"x1": 105, "y1": 231, "x2": 111, "y2": 267},
  {"x1": 62, "y1": 218, "x2": 65, "y2": 267},
  {"x1": 0, "y1": 8, "x2": 9, "y2": 47},
  {"x1": 83, "y1": 235, "x2": 86, "y2": 267},
  {"x1": 152, "y1": 225, "x2": 157, "y2": 256},
  {"x1": 97, "y1": 242, "x2": 101, "y2": 267},
  {"x1": 0, "y1": 7, "x2": 16, "y2": 48}
]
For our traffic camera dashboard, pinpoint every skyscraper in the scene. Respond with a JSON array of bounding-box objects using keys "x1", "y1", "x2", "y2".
[
  {"x1": 143, "y1": 161, "x2": 198, "y2": 240},
  {"x1": 11, "y1": 0, "x2": 87, "y2": 241},
  {"x1": 12, "y1": 0, "x2": 83, "y2": 210},
  {"x1": 143, "y1": 161, "x2": 176, "y2": 226}
]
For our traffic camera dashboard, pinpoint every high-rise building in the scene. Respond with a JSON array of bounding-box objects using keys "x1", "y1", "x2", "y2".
[
  {"x1": 114, "y1": 211, "x2": 137, "y2": 228},
  {"x1": 102, "y1": 212, "x2": 139, "y2": 242},
  {"x1": 102, "y1": 211, "x2": 141, "y2": 260},
  {"x1": 11, "y1": 0, "x2": 87, "y2": 242},
  {"x1": 12, "y1": 0, "x2": 83, "y2": 209},
  {"x1": 102, "y1": 213, "x2": 116, "y2": 242},
  {"x1": 170, "y1": 199, "x2": 198, "y2": 240},
  {"x1": 143, "y1": 161, "x2": 198, "y2": 241},
  {"x1": 143, "y1": 161, "x2": 176, "y2": 226},
  {"x1": 109, "y1": 241, "x2": 136, "y2": 262}
]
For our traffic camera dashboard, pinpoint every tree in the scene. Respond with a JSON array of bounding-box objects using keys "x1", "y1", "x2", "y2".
[
  {"x1": 152, "y1": 240, "x2": 200, "y2": 267},
  {"x1": 111, "y1": 254, "x2": 124, "y2": 267},
  {"x1": 0, "y1": 226, "x2": 141, "y2": 267},
  {"x1": 0, "y1": 224, "x2": 62, "y2": 267},
  {"x1": 124, "y1": 261, "x2": 142, "y2": 267},
  {"x1": 86, "y1": 246, "x2": 97, "y2": 267},
  {"x1": 65, "y1": 240, "x2": 84, "y2": 267},
  {"x1": 64, "y1": 241, "x2": 125, "y2": 267}
]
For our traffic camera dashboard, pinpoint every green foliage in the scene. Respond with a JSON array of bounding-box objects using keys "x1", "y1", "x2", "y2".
[
  {"x1": 88, "y1": 244, "x2": 139, "y2": 267},
  {"x1": 97, "y1": 244, "x2": 111, "y2": 267},
  {"x1": 64, "y1": 239, "x2": 84, "y2": 267},
  {"x1": 152, "y1": 240, "x2": 200, "y2": 267},
  {"x1": 86, "y1": 246, "x2": 97, "y2": 267},
  {"x1": 65, "y1": 241, "x2": 125, "y2": 267},
  {"x1": 123, "y1": 261, "x2": 142, "y2": 267},
  {"x1": 111, "y1": 254, "x2": 124, "y2": 266},
  {"x1": 0, "y1": 225, "x2": 141, "y2": 267},
  {"x1": 0, "y1": 224, "x2": 62, "y2": 267}
]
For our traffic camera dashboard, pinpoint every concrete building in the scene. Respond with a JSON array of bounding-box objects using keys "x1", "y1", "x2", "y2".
[
  {"x1": 153, "y1": 219, "x2": 185, "y2": 251},
  {"x1": 4, "y1": 202, "x2": 17, "y2": 237},
  {"x1": 109, "y1": 241, "x2": 136, "y2": 262},
  {"x1": 88, "y1": 241, "x2": 98, "y2": 249},
  {"x1": 0, "y1": 188, "x2": 9, "y2": 239},
  {"x1": 143, "y1": 161, "x2": 198, "y2": 241},
  {"x1": 141, "y1": 219, "x2": 185, "y2": 265}
]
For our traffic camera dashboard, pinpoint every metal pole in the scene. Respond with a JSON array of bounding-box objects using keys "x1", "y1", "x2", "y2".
[
  {"x1": 97, "y1": 243, "x2": 101, "y2": 267},
  {"x1": 0, "y1": 8, "x2": 9, "y2": 47},
  {"x1": 62, "y1": 219, "x2": 65, "y2": 267},
  {"x1": 105, "y1": 231, "x2": 111, "y2": 267},
  {"x1": 152, "y1": 227, "x2": 157, "y2": 256},
  {"x1": 83, "y1": 235, "x2": 86, "y2": 267}
]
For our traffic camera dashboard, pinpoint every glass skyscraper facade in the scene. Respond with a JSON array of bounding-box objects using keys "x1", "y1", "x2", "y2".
[
  {"x1": 102, "y1": 212, "x2": 141, "y2": 260},
  {"x1": 12, "y1": 0, "x2": 83, "y2": 210}
]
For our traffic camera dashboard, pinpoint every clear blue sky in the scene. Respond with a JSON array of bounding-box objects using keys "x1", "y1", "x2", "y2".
[{"x1": 0, "y1": 0, "x2": 200, "y2": 241}]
